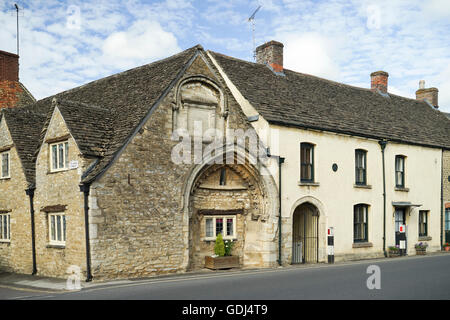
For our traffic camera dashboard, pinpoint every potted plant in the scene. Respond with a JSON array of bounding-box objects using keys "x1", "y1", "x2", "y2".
[
  {"x1": 205, "y1": 233, "x2": 240, "y2": 270},
  {"x1": 387, "y1": 245, "x2": 401, "y2": 257},
  {"x1": 415, "y1": 242, "x2": 428, "y2": 255},
  {"x1": 443, "y1": 243, "x2": 450, "y2": 252}
]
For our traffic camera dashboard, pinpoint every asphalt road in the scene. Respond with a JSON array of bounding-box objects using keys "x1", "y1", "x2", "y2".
[{"x1": 2, "y1": 254, "x2": 450, "y2": 300}]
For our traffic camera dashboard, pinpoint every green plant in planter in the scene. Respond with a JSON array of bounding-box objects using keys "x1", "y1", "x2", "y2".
[
  {"x1": 415, "y1": 242, "x2": 428, "y2": 250},
  {"x1": 214, "y1": 233, "x2": 225, "y2": 257},
  {"x1": 224, "y1": 240, "x2": 234, "y2": 256}
]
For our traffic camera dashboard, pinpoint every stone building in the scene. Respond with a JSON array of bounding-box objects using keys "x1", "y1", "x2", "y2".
[{"x1": 0, "y1": 42, "x2": 449, "y2": 280}]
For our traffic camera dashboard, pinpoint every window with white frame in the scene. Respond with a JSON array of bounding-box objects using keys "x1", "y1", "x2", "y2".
[
  {"x1": 49, "y1": 213, "x2": 66, "y2": 245},
  {"x1": 0, "y1": 213, "x2": 11, "y2": 241},
  {"x1": 50, "y1": 141, "x2": 69, "y2": 172},
  {"x1": 1, "y1": 151, "x2": 10, "y2": 178},
  {"x1": 205, "y1": 216, "x2": 236, "y2": 240}
]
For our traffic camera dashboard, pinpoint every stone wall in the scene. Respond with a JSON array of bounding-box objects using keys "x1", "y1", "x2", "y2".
[
  {"x1": 33, "y1": 107, "x2": 88, "y2": 278},
  {"x1": 88, "y1": 54, "x2": 279, "y2": 280},
  {"x1": 0, "y1": 117, "x2": 33, "y2": 273}
]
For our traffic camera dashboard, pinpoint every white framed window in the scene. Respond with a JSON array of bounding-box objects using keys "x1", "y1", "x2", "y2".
[
  {"x1": 50, "y1": 141, "x2": 69, "y2": 172},
  {"x1": 204, "y1": 216, "x2": 237, "y2": 240},
  {"x1": 0, "y1": 213, "x2": 11, "y2": 242},
  {"x1": 48, "y1": 213, "x2": 66, "y2": 246},
  {"x1": 1, "y1": 151, "x2": 10, "y2": 179}
]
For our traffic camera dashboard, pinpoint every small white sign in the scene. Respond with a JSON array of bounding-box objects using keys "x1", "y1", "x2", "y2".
[
  {"x1": 399, "y1": 240, "x2": 406, "y2": 249},
  {"x1": 328, "y1": 227, "x2": 334, "y2": 236},
  {"x1": 399, "y1": 225, "x2": 406, "y2": 233},
  {"x1": 327, "y1": 246, "x2": 334, "y2": 255},
  {"x1": 69, "y1": 160, "x2": 79, "y2": 169}
]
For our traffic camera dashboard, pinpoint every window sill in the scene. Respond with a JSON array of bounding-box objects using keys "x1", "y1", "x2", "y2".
[
  {"x1": 354, "y1": 184, "x2": 372, "y2": 189},
  {"x1": 395, "y1": 187, "x2": 409, "y2": 192},
  {"x1": 0, "y1": 240, "x2": 11, "y2": 244},
  {"x1": 46, "y1": 244, "x2": 66, "y2": 249},
  {"x1": 47, "y1": 169, "x2": 69, "y2": 175},
  {"x1": 352, "y1": 242, "x2": 373, "y2": 248},
  {"x1": 0, "y1": 177, "x2": 11, "y2": 181},
  {"x1": 204, "y1": 238, "x2": 237, "y2": 242},
  {"x1": 418, "y1": 236, "x2": 432, "y2": 241},
  {"x1": 298, "y1": 181, "x2": 320, "y2": 187}
]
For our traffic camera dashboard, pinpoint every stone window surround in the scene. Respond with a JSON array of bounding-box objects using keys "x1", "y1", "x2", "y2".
[
  {"x1": 0, "y1": 149, "x2": 11, "y2": 179},
  {"x1": 0, "y1": 212, "x2": 11, "y2": 242},
  {"x1": 48, "y1": 140, "x2": 69, "y2": 173},
  {"x1": 47, "y1": 212, "x2": 67, "y2": 247},
  {"x1": 202, "y1": 215, "x2": 237, "y2": 241}
]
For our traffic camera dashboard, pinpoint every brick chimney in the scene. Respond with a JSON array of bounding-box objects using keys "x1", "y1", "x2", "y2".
[
  {"x1": 415, "y1": 80, "x2": 438, "y2": 108},
  {"x1": 0, "y1": 50, "x2": 21, "y2": 109},
  {"x1": 256, "y1": 40, "x2": 284, "y2": 73},
  {"x1": 370, "y1": 71, "x2": 389, "y2": 93}
]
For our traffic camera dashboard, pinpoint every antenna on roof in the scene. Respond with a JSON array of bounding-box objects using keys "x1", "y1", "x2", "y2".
[
  {"x1": 11, "y1": 3, "x2": 24, "y2": 56},
  {"x1": 248, "y1": 5, "x2": 262, "y2": 61}
]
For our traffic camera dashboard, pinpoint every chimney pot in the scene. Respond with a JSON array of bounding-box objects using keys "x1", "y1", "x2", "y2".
[
  {"x1": 370, "y1": 71, "x2": 389, "y2": 93},
  {"x1": 255, "y1": 40, "x2": 284, "y2": 73},
  {"x1": 416, "y1": 81, "x2": 438, "y2": 108}
]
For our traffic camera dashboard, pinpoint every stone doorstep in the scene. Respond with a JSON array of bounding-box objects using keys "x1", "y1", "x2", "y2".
[{"x1": 1, "y1": 252, "x2": 448, "y2": 291}]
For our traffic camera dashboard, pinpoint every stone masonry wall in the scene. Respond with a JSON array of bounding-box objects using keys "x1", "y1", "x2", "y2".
[
  {"x1": 88, "y1": 54, "x2": 278, "y2": 280},
  {"x1": 33, "y1": 108, "x2": 88, "y2": 278},
  {"x1": 0, "y1": 117, "x2": 33, "y2": 273}
]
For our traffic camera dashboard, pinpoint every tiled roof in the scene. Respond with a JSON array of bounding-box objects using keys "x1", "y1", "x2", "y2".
[
  {"x1": 1, "y1": 107, "x2": 46, "y2": 184},
  {"x1": 210, "y1": 51, "x2": 450, "y2": 149},
  {"x1": 17, "y1": 45, "x2": 201, "y2": 183}
]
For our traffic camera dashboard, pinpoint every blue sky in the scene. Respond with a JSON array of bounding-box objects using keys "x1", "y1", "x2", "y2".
[{"x1": 1, "y1": 0, "x2": 450, "y2": 112}]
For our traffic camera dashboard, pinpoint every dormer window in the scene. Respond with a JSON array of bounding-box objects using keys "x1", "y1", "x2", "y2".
[
  {"x1": 50, "y1": 141, "x2": 69, "y2": 172},
  {"x1": 1, "y1": 151, "x2": 10, "y2": 179}
]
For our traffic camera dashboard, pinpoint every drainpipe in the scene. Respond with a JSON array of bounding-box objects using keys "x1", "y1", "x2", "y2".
[
  {"x1": 25, "y1": 186, "x2": 37, "y2": 275},
  {"x1": 378, "y1": 140, "x2": 388, "y2": 257},
  {"x1": 441, "y1": 150, "x2": 444, "y2": 249},
  {"x1": 80, "y1": 183, "x2": 93, "y2": 282}
]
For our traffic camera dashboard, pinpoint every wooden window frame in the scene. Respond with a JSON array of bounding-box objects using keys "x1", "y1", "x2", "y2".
[
  {"x1": 355, "y1": 149, "x2": 367, "y2": 185},
  {"x1": 0, "y1": 213, "x2": 11, "y2": 242},
  {"x1": 300, "y1": 143, "x2": 315, "y2": 183},
  {"x1": 395, "y1": 155, "x2": 405, "y2": 188},
  {"x1": 0, "y1": 151, "x2": 10, "y2": 179},
  {"x1": 353, "y1": 204, "x2": 369, "y2": 243},
  {"x1": 204, "y1": 215, "x2": 237, "y2": 241},
  {"x1": 48, "y1": 212, "x2": 66, "y2": 246},
  {"x1": 418, "y1": 211, "x2": 428, "y2": 237},
  {"x1": 49, "y1": 141, "x2": 69, "y2": 172}
]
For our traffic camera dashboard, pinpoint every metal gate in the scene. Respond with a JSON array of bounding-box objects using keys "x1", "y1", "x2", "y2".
[{"x1": 292, "y1": 204, "x2": 319, "y2": 264}]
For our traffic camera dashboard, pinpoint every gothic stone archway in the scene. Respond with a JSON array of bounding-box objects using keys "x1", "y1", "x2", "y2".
[{"x1": 188, "y1": 163, "x2": 269, "y2": 270}]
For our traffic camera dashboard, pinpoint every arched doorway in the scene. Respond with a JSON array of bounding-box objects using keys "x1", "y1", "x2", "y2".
[{"x1": 292, "y1": 203, "x2": 319, "y2": 264}]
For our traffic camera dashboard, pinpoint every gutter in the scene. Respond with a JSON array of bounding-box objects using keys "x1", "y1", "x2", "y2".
[
  {"x1": 80, "y1": 183, "x2": 93, "y2": 282},
  {"x1": 378, "y1": 140, "x2": 388, "y2": 257},
  {"x1": 25, "y1": 186, "x2": 37, "y2": 275}
]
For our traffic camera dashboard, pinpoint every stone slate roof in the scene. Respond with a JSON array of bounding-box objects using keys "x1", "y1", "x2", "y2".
[
  {"x1": 18, "y1": 45, "x2": 201, "y2": 183},
  {"x1": 1, "y1": 108, "x2": 46, "y2": 184},
  {"x1": 210, "y1": 51, "x2": 450, "y2": 149},
  {"x1": 17, "y1": 82, "x2": 36, "y2": 107}
]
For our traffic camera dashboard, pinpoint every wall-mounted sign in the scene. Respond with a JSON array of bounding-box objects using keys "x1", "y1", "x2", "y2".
[
  {"x1": 69, "y1": 160, "x2": 79, "y2": 169},
  {"x1": 399, "y1": 225, "x2": 406, "y2": 233}
]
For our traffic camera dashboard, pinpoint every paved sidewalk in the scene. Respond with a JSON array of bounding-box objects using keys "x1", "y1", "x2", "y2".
[{"x1": 1, "y1": 251, "x2": 448, "y2": 293}]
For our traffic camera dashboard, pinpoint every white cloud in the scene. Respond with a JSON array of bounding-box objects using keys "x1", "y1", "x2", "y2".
[{"x1": 102, "y1": 20, "x2": 180, "y2": 69}]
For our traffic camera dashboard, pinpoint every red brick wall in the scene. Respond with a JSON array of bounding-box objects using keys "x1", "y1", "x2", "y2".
[
  {"x1": 0, "y1": 51, "x2": 21, "y2": 109},
  {"x1": 0, "y1": 51, "x2": 19, "y2": 82},
  {"x1": 0, "y1": 80, "x2": 23, "y2": 109}
]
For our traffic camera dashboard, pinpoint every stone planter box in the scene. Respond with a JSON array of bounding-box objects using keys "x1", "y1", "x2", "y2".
[
  {"x1": 205, "y1": 256, "x2": 240, "y2": 270},
  {"x1": 415, "y1": 249, "x2": 427, "y2": 255}
]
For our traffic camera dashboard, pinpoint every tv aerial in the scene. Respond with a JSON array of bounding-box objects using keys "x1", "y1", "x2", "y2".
[{"x1": 248, "y1": 5, "x2": 262, "y2": 61}]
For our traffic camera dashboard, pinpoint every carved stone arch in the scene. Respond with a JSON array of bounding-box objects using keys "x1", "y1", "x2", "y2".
[
  {"x1": 172, "y1": 75, "x2": 228, "y2": 135},
  {"x1": 180, "y1": 143, "x2": 279, "y2": 271}
]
